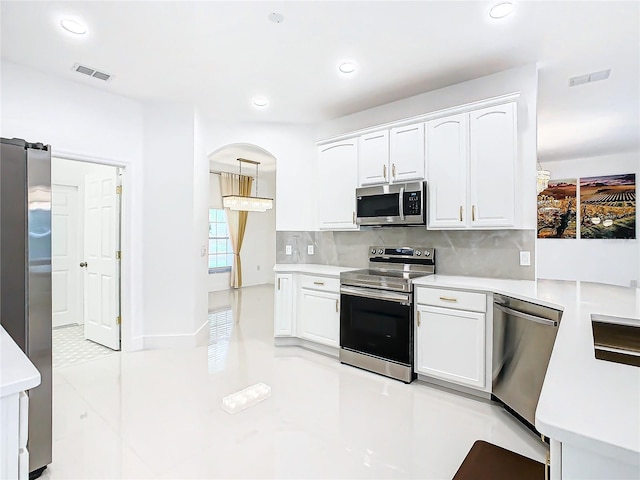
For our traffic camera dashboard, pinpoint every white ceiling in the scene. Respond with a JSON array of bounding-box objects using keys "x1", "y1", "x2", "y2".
[{"x1": 1, "y1": 1, "x2": 638, "y2": 162}]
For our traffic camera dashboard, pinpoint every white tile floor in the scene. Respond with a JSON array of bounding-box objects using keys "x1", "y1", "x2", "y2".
[
  {"x1": 42, "y1": 284, "x2": 547, "y2": 479},
  {"x1": 52, "y1": 324, "x2": 115, "y2": 369}
]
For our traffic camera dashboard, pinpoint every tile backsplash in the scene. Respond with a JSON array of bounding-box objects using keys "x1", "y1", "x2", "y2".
[{"x1": 276, "y1": 228, "x2": 536, "y2": 280}]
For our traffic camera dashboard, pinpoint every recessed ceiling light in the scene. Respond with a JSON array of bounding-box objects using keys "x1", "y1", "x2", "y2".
[
  {"x1": 339, "y1": 62, "x2": 357, "y2": 74},
  {"x1": 268, "y1": 12, "x2": 284, "y2": 24},
  {"x1": 489, "y1": 2, "x2": 513, "y2": 19},
  {"x1": 60, "y1": 18, "x2": 87, "y2": 35},
  {"x1": 252, "y1": 97, "x2": 268, "y2": 108}
]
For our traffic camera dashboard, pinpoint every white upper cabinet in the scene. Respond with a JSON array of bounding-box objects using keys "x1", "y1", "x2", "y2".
[
  {"x1": 358, "y1": 130, "x2": 389, "y2": 186},
  {"x1": 317, "y1": 139, "x2": 359, "y2": 230},
  {"x1": 426, "y1": 114, "x2": 468, "y2": 229},
  {"x1": 358, "y1": 124, "x2": 426, "y2": 186},
  {"x1": 389, "y1": 123, "x2": 425, "y2": 183},
  {"x1": 469, "y1": 103, "x2": 517, "y2": 228},
  {"x1": 426, "y1": 101, "x2": 517, "y2": 229}
]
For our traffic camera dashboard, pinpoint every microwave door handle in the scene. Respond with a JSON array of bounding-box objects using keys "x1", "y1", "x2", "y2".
[{"x1": 399, "y1": 187, "x2": 405, "y2": 220}]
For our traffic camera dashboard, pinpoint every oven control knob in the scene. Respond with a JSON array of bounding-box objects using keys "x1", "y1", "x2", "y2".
[
  {"x1": 371, "y1": 248, "x2": 376, "y2": 254},
  {"x1": 378, "y1": 248, "x2": 383, "y2": 254},
  {"x1": 425, "y1": 251, "x2": 430, "y2": 257},
  {"x1": 416, "y1": 251, "x2": 422, "y2": 256}
]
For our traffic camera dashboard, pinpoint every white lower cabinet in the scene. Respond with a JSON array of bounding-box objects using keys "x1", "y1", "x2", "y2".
[
  {"x1": 1, "y1": 391, "x2": 29, "y2": 480},
  {"x1": 415, "y1": 288, "x2": 487, "y2": 390},
  {"x1": 273, "y1": 271, "x2": 341, "y2": 353},
  {"x1": 274, "y1": 273, "x2": 294, "y2": 336},
  {"x1": 298, "y1": 288, "x2": 340, "y2": 348}
]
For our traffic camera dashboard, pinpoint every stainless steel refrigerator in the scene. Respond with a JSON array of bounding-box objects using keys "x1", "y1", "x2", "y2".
[{"x1": 1, "y1": 137, "x2": 52, "y2": 479}]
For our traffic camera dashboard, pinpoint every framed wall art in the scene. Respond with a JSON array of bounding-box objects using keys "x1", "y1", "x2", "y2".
[
  {"x1": 537, "y1": 179, "x2": 577, "y2": 238},
  {"x1": 579, "y1": 174, "x2": 636, "y2": 239}
]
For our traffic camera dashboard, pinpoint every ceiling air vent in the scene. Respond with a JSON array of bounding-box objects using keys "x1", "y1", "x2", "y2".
[
  {"x1": 569, "y1": 69, "x2": 610, "y2": 87},
  {"x1": 72, "y1": 63, "x2": 112, "y2": 82}
]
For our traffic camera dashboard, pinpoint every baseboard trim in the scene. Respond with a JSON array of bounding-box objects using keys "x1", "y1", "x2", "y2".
[
  {"x1": 143, "y1": 319, "x2": 209, "y2": 349},
  {"x1": 274, "y1": 337, "x2": 339, "y2": 358},
  {"x1": 417, "y1": 374, "x2": 491, "y2": 399}
]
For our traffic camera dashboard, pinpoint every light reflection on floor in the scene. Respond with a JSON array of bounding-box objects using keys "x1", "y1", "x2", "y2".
[{"x1": 207, "y1": 308, "x2": 233, "y2": 373}]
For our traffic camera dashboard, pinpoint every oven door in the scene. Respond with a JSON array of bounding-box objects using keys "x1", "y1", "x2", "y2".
[{"x1": 340, "y1": 286, "x2": 413, "y2": 366}]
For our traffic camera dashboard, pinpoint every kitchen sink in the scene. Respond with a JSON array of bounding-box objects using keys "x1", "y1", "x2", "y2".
[{"x1": 592, "y1": 314, "x2": 640, "y2": 368}]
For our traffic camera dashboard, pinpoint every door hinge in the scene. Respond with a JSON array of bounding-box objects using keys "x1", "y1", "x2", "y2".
[
  {"x1": 116, "y1": 250, "x2": 122, "y2": 260},
  {"x1": 116, "y1": 316, "x2": 121, "y2": 325},
  {"x1": 116, "y1": 185, "x2": 122, "y2": 194}
]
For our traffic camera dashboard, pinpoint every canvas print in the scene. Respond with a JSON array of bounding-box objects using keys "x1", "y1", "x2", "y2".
[
  {"x1": 580, "y1": 174, "x2": 636, "y2": 239},
  {"x1": 537, "y1": 179, "x2": 577, "y2": 238}
]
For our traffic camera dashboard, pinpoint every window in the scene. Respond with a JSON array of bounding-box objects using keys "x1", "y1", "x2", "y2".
[{"x1": 209, "y1": 209, "x2": 233, "y2": 272}]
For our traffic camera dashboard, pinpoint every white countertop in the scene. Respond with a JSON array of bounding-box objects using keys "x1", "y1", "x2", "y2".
[
  {"x1": 1, "y1": 326, "x2": 41, "y2": 397},
  {"x1": 274, "y1": 264, "x2": 357, "y2": 276},
  {"x1": 413, "y1": 275, "x2": 640, "y2": 463}
]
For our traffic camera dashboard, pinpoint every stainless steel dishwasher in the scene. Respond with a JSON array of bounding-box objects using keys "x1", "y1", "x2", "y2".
[{"x1": 492, "y1": 294, "x2": 562, "y2": 430}]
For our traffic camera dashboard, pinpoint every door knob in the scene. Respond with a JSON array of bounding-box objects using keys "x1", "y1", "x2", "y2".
[{"x1": 80, "y1": 262, "x2": 88, "y2": 268}]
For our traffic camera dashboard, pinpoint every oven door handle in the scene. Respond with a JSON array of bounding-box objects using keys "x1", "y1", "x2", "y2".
[{"x1": 341, "y1": 285, "x2": 411, "y2": 305}]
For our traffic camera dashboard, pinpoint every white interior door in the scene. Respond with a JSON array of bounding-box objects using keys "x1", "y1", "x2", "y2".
[
  {"x1": 83, "y1": 169, "x2": 121, "y2": 350},
  {"x1": 51, "y1": 184, "x2": 81, "y2": 328}
]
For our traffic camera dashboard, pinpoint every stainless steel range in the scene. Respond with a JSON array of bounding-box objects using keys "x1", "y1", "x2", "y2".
[{"x1": 339, "y1": 246, "x2": 435, "y2": 383}]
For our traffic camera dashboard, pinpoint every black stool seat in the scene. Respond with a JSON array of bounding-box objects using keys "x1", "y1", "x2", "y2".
[{"x1": 453, "y1": 440, "x2": 545, "y2": 480}]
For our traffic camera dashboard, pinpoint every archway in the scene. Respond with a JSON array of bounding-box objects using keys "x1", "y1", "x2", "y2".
[{"x1": 206, "y1": 143, "x2": 277, "y2": 293}]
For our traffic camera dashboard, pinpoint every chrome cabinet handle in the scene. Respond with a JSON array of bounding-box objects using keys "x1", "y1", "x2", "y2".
[
  {"x1": 392, "y1": 163, "x2": 396, "y2": 179},
  {"x1": 383, "y1": 164, "x2": 387, "y2": 180},
  {"x1": 79, "y1": 262, "x2": 88, "y2": 268},
  {"x1": 472, "y1": 205, "x2": 476, "y2": 222},
  {"x1": 353, "y1": 211, "x2": 356, "y2": 224},
  {"x1": 313, "y1": 281, "x2": 325, "y2": 286},
  {"x1": 335, "y1": 299, "x2": 339, "y2": 313},
  {"x1": 439, "y1": 296, "x2": 458, "y2": 302},
  {"x1": 459, "y1": 206, "x2": 463, "y2": 222},
  {"x1": 277, "y1": 278, "x2": 281, "y2": 290},
  {"x1": 417, "y1": 310, "x2": 421, "y2": 327}
]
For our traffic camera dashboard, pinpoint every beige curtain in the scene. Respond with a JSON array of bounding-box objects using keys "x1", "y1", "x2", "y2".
[{"x1": 220, "y1": 173, "x2": 253, "y2": 288}]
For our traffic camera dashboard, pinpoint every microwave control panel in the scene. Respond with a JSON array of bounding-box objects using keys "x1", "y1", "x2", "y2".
[{"x1": 403, "y1": 191, "x2": 422, "y2": 215}]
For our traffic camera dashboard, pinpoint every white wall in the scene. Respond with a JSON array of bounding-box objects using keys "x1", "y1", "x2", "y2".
[
  {"x1": 538, "y1": 151, "x2": 639, "y2": 287},
  {"x1": 2, "y1": 61, "x2": 209, "y2": 350},
  {"x1": 204, "y1": 121, "x2": 317, "y2": 231},
  {"x1": 207, "y1": 171, "x2": 276, "y2": 292},
  {"x1": 1, "y1": 61, "x2": 146, "y2": 351},
  {"x1": 142, "y1": 102, "x2": 208, "y2": 347},
  {"x1": 316, "y1": 64, "x2": 539, "y2": 229}
]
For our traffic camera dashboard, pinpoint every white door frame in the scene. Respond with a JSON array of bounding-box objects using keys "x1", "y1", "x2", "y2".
[{"x1": 51, "y1": 150, "x2": 135, "y2": 351}]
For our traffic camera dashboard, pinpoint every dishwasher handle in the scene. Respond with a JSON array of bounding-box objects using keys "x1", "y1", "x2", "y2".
[{"x1": 494, "y1": 303, "x2": 559, "y2": 327}]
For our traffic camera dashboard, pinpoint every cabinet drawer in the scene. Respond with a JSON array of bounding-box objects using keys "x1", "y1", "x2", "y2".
[
  {"x1": 299, "y1": 275, "x2": 340, "y2": 293},
  {"x1": 416, "y1": 287, "x2": 486, "y2": 312}
]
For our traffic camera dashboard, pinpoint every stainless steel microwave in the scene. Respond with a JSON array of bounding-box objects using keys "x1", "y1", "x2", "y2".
[{"x1": 356, "y1": 181, "x2": 426, "y2": 226}]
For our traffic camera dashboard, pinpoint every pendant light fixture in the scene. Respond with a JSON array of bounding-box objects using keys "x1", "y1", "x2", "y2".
[
  {"x1": 536, "y1": 161, "x2": 551, "y2": 194},
  {"x1": 222, "y1": 158, "x2": 273, "y2": 212}
]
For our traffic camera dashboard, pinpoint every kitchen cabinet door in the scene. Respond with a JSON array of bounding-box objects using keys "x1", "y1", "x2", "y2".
[
  {"x1": 317, "y1": 140, "x2": 359, "y2": 230},
  {"x1": 415, "y1": 304, "x2": 485, "y2": 389},
  {"x1": 274, "y1": 273, "x2": 294, "y2": 336},
  {"x1": 298, "y1": 288, "x2": 340, "y2": 348},
  {"x1": 426, "y1": 114, "x2": 468, "y2": 228},
  {"x1": 469, "y1": 102, "x2": 517, "y2": 228},
  {"x1": 389, "y1": 123, "x2": 425, "y2": 183},
  {"x1": 358, "y1": 130, "x2": 389, "y2": 186}
]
